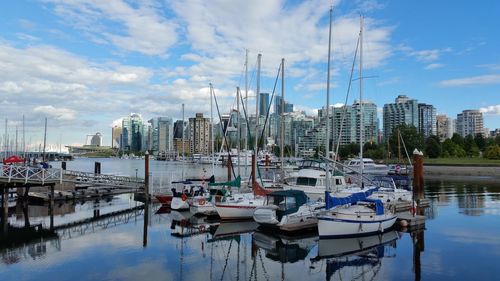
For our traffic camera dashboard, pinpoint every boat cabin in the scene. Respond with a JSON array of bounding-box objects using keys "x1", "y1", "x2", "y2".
[{"x1": 264, "y1": 190, "x2": 309, "y2": 218}]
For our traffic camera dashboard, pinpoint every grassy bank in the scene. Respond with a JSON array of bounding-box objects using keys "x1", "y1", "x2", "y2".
[{"x1": 424, "y1": 157, "x2": 500, "y2": 166}]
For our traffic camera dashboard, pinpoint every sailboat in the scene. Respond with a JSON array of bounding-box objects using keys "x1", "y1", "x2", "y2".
[{"x1": 317, "y1": 16, "x2": 397, "y2": 239}]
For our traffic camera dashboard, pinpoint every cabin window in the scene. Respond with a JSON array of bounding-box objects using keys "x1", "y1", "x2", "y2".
[
  {"x1": 297, "y1": 177, "x2": 317, "y2": 186},
  {"x1": 335, "y1": 178, "x2": 342, "y2": 185},
  {"x1": 285, "y1": 197, "x2": 297, "y2": 210}
]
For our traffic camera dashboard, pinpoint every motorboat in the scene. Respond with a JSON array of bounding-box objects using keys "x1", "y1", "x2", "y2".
[
  {"x1": 344, "y1": 158, "x2": 389, "y2": 175},
  {"x1": 253, "y1": 190, "x2": 324, "y2": 232}
]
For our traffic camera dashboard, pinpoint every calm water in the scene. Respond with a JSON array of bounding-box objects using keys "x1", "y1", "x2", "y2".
[{"x1": 1, "y1": 158, "x2": 499, "y2": 281}]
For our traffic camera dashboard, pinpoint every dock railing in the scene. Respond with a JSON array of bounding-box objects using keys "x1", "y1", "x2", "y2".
[{"x1": 1, "y1": 164, "x2": 62, "y2": 185}]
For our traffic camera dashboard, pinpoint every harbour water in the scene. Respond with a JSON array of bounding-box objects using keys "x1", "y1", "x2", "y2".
[{"x1": 1, "y1": 158, "x2": 499, "y2": 281}]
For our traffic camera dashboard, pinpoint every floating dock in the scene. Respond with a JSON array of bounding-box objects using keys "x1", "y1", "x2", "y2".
[{"x1": 396, "y1": 212, "x2": 426, "y2": 228}]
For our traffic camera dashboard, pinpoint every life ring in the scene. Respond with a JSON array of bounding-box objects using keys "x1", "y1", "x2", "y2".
[
  {"x1": 198, "y1": 198, "x2": 206, "y2": 205},
  {"x1": 181, "y1": 194, "x2": 188, "y2": 201}
]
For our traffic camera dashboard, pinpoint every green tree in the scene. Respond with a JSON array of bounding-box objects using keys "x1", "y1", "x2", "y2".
[
  {"x1": 484, "y1": 144, "x2": 500, "y2": 159},
  {"x1": 451, "y1": 133, "x2": 464, "y2": 148},
  {"x1": 464, "y1": 135, "x2": 480, "y2": 157},
  {"x1": 441, "y1": 138, "x2": 466, "y2": 157},
  {"x1": 389, "y1": 124, "x2": 424, "y2": 158},
  {"x1": 474, "y1": 133, "x2": 487, "y2": 151},
  {"x1": 425, "y1": 136, "x2": 442, "y2": 158}
]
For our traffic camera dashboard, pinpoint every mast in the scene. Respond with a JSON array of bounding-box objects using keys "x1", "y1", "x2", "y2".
[
  {"x1": 359, "y1": 15, "x2": 364, "y2": 186},
  {"x1": 3, "y1": 119, "x2": 7, "y2": 159},
  {"x1": 280, "y1": 58, "x2": 285, "y2": 172},
  {"x1": 237, "y1": 86, "x2": 241, "y2": 176},
  {"x1": 22, "y1": 115, "x2": 25, "y2": 159},
  {"x1": 15, "y1": 126, "x2": 18, "y2": 155},
  {"x1": 245, "y1": 49, "x2": 249, "y2": 176},
  {"x1": 182, "y1": 103, "x2": 185, "y2": 178},
  {"x1": 210, "y1": 84, "x2": 215, "y2": 175},
  {"x1": 325, "y1": 7, "x2": 333, "y2": 191},
  {"x1": 254, "y1": 54, "x2": 261, "y2": 181},
  {"x1": 42, "y1": 117, "x2": 47, "y2": 162}
]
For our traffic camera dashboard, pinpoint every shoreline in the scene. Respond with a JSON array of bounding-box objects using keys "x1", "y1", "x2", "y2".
[{"x1": 424, "y1": 165, "x2": 500, "y2": 179}]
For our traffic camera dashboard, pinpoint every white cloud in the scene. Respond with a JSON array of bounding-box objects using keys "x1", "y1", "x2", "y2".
[
  {"x1": 439, "y1": 74, "x2": 500, "y2": 87},
  {"x1": 480, "y1": 105, "x2": 500, "y2": 115},
  {"x1": 425, "y1": 63, "x2": 444, "y2": 70},
  {"x1": 45, "y1": 0, "x2": 178, "y2": 56},
  {"x1": 34, "y1": 105, "x2": 77, "y2": 121}
]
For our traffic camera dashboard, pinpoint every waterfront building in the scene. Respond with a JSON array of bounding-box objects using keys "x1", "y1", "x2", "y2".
[
  {"x1": 111, "y1": 125, "x2": 121, "y2": 149},
  {"x1": 418, "y1": 103, "x2": 437, "y2": 139},
  {"x1": 148, "y1": 117, "x2": 173, "y2": 155},
  {"x1": 90, "y1": 133, "x2": 103, "y2": 146},
  {"x1": 436, "y1": 115, "x2": 454, "y2": 141},
  {"x1": 456, "y1": 110, "x2": 484, "y2": 137},
  {"x1": 383, "y1": 95, "x2": 418, "y2": 140},
  {"x1": 189, "y1": 113, "x2": 211, "y2": 154},
  {"x1": 120, "y1": 113, "x2": 146, "y2": 152}
]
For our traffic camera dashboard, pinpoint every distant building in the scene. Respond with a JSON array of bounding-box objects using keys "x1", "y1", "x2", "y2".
[
  {"x1": 112, "y1": 126, "x2": 122, "y2": 148},
  {"x1": 148, "y1": 117, "x2": 173, "y2": 154},
  {"x1": 383, "y1": 95, "x2": 418, "y2": 140},
  {"x1": 456, "y1": 110, "x2": 484, "y2": 137},
  {"x1": 436, "y1": 115, "x2": 454, "y2": 141},
  {"x1": 418, "y1": 103, "x2": 437, "y2": 139},
  {"x1": 90, "y1": 133, "x2": 103, "y2": 146},
  {"x1": 189, "y1": 113, "x2": 211, "y2": 154},
  {"x1": 259, "y1": 93, "x2": 270, "y2": 117},
  {"x1": 121, "y1": 113, "x2": 146, "y2": 152}
]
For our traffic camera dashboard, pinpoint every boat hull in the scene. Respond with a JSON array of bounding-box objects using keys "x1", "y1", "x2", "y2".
[
  {"x1": 215, "y1": 203, "x2": 259, "y2": 220},
  {"x1": 170, "y1": 197, "x2": 190, "y2": 211},
  {"x1": 318, "y1": 215, "x2": 397, "y2": 238},
  {"x1": 155, "y1": 194, "x2": 173, "y2": 205}
]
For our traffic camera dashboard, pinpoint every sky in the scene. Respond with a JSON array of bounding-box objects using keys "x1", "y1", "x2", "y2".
[{"x1": 0, "y1": 0, "x2": 499, "y2": 149}]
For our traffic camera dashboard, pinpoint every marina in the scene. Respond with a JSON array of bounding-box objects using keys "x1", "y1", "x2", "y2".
[{"x1": 0, "y1": 158, "x2": 499, "y2": 281}]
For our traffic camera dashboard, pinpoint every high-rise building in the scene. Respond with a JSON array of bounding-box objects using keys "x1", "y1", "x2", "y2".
[
  {"x1": 383, "y1": 95, "x2": 418, "y2": 140},
  {"x1": 112, "y1": 126, "x2": 122, "y2": 149},
  {"x1": 436, "y1": 115, "x2": 454, "y2": 141},
  {"x1": 284, "y1": 102, "x2": 294, "y2": 113},
  {"x1": 148, "y1": 117, "x2": 173, "y2": 154},
  {"x1": 259, "y1": 93, "x2": 270, "y2": 117},
  {"x1": 457, "y1": 110, "x2": 484, "y2": 137},
  {"x1": 189, "y1": 113, "x2": 211, "y2": 154},
  {"x1": 121, "y1": 113, "x2": 145, "y2": 152},
  {"x1": 418, "y1": 103, "x2": 437, "y2": 139}
]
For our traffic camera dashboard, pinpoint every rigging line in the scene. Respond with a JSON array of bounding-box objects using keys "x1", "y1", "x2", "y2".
[
  {"x1": 258, "y1": 250, "x2": 270, "y2": 281},
  {"x1": 256, "y1": 61, "x2": 282, "y2": 185},
  {"x1": 239, "y1": 88, "x2": 256, "y2": 185},
  {"x1": 333, "y1": 35, "x2": 360, "y2": 172},
  {"x1": 211, "y1": 84, "x2": 236, "y2": 178}
]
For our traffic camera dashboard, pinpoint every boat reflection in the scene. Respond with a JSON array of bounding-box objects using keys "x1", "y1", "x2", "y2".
[
  {"x1": 311, "y1": 231, "x2": 400, "y2": 281},
  {"x1": 168, "y1": 210, "x2": 216, "y2": 238},
  {"x1": 210, "y1": 220, "x2": 258, "y2": 240},
  {"x1": 252, "y1": 230, "x2": 318, "y2": 263}
]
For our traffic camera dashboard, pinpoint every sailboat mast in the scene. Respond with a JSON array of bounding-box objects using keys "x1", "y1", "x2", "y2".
[
  {"x1": 210, "y1": 84, "x2": 215, "y2": 175},
  {"x1": 325, "y1": 7, "x2": 333, "y2": 191},
  {"x1": 245, "y1": 49, "x2": 249, "y2": 176},
  {"x1": 359, "y1": 15, "x2": 364, "y2": 185},
  {"x1": 280, "y1": 58, "x2": 285, "y2": 172},
  {"x1": 23, "y1": 115, "x2": 26, "y2": 159},
  {"x1": 3, "y1": 119, "x2": 7, "y2": 159},
  {"x1": 254, "y1": 54, "x2": 261, "y2": 180},
  {"x1": 42, "y1": 117, "x2": 47, "y2": 162},
  {"x1": 237, "y1": 86, "x2": 241, "y2": 177}
]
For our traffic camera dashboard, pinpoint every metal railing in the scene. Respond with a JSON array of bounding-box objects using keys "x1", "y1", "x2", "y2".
[{"x1": 0, "y1": 164, "x2": 62, "y2": 185}]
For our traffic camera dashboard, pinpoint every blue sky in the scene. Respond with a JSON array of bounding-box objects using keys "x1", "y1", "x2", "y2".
[{"x1": 0, "y1": 0, "x2": 499, "y2": 148}]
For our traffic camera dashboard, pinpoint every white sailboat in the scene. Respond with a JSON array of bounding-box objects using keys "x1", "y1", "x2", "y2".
[{"x1": 318, "y1": 16, "x2": 397, "y2": 239}]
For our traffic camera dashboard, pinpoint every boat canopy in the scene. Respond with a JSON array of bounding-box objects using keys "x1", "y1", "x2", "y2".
[
  {"x1": 325, "y1": 188, "x2": 378, "y2": 210},
  {"x1": 363, "y1": 198, "x2": 385, "y2": 215},
  {"x1": 267, "y1": 190, "x2": 309, "y2": 220},
  {"x1": 208, "y1": 176, "x2": 241, "y2": 188},
  {"x1": 3, "y1": 155, "x2": 25, "y2": 164},
  {"x1": 186, "y1": 175, "x2": 215, "y2": 183}
]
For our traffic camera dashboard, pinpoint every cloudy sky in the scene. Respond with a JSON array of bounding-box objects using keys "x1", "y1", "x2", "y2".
[{"x1": 0, "y1": 0, "x2": 499, "y2": 148}]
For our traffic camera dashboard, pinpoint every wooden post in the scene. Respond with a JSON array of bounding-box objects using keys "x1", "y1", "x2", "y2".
[
  {"x1": 227, "y1": 158, "x2": 232, "y2": 181},
  {"x1": 144, "y1": 151, "x2": 149, "y2": 200},
  {"x1": 61, "y1": 161, "x2": 66, "y2": 170},
  {"x1": 49, "y1": 185, "x2": 54, "y2": 230},
  {"x1": 94, "y1": 162, "x2": 101, "y2": 175},
  {"x1": 412, "y1": 149, "x2": 424, "y2": 193},
  {"x1": 2, "y1": 187, "x2": 8, "y2": 234}
]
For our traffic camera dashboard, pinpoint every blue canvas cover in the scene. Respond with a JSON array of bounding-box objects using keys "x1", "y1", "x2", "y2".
[
  {"x1": 325, "y1": 187, "x2": 378, "y2": 210},
  {"x1": 363, "y1": 198, "x2": 385, "y2": 215}
]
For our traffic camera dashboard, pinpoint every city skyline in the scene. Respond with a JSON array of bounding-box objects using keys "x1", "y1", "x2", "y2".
[{"x1": 0, "y1": 0, "x2": 499, "y2": 147}]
